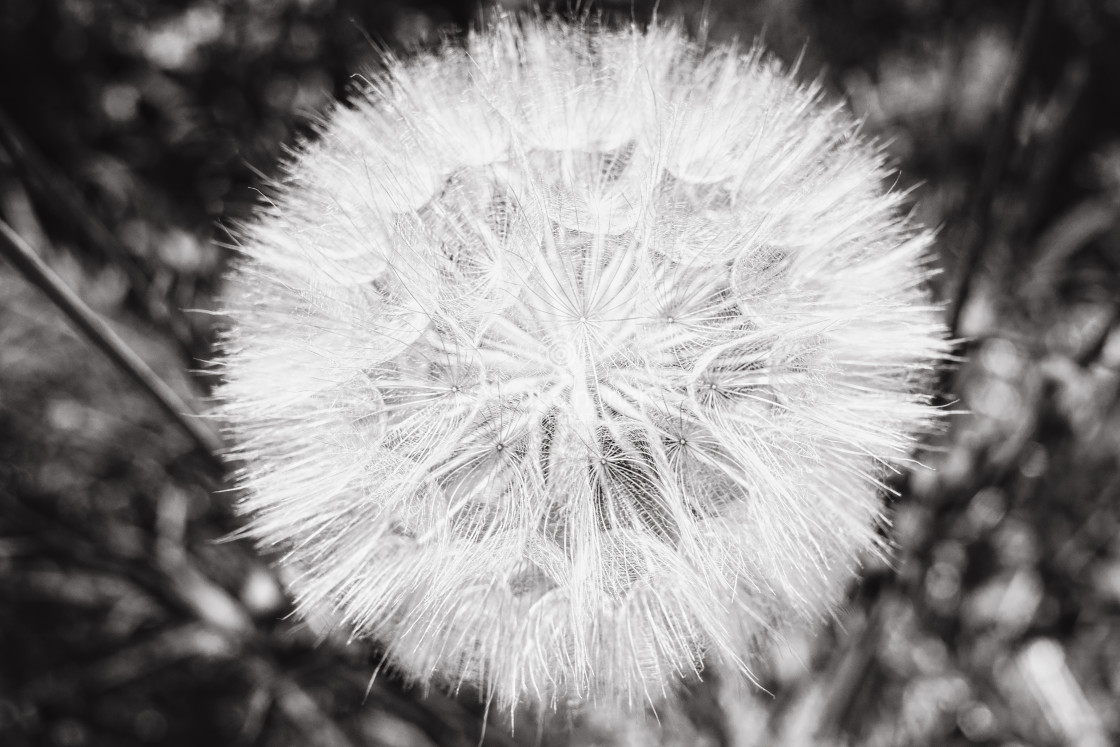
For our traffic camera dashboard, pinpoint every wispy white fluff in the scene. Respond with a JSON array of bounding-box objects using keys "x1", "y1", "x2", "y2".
[{"x1": 215, "y1": 17, "x2": 948, "y2": 713}]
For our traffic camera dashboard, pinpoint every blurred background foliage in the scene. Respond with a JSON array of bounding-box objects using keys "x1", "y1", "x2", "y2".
[{"x1": 2, "y1": 0, "x2": 1120, "y2": 745}]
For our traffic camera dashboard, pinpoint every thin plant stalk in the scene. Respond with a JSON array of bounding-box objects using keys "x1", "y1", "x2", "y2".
[{"x1": 0, "y1": 217, "x2": 223, "y2": 465}]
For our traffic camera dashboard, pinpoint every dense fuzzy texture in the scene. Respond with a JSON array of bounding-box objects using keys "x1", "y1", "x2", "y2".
[{"x1": 215, "y1": 18, "x2": 947, "y2": 712}]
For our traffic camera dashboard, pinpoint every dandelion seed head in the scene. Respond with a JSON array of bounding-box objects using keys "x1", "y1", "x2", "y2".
[{"x1": 216, "y1": 17, "x2": 948, "y2": 713}]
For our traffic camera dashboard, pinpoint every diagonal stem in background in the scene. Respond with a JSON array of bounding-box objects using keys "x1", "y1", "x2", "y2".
[
  {"x1": 945, "y1": 0, "x2": 1047, "y2": 341},
  {"x1": 0, "y1": 109, "x2": 182, "y2": 337},
  {"x1": 804, "y1": 0, "x2": 1050, "y2": 740},
  {"x1": 0, "y1": 217, "x2": 224, "y2": 468}
]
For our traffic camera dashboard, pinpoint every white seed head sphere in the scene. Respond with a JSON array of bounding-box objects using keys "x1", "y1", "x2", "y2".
[{"x1": 217, "y1": 19, "x2": 946, "y2": 712}]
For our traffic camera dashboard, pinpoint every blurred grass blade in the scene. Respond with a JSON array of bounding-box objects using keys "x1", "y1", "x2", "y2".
[
  {"x1": 0, "y1": 109, "x2": 158, "y2": 318},
  {"x1": 945, "y1": 0, "x2": 1046, "y2": 340},
  {"x1": 0, "y1": 217, "x2": 224, "y2": 466}
]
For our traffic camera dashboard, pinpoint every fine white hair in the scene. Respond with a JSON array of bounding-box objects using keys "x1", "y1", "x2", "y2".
[{"x1": 215, "y1": 16, "x2": 948, "y2": 714}]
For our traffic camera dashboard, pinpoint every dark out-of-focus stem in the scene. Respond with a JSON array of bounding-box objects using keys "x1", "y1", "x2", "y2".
[
  {"x1": 0, "y1": 217, "x2": 224, "y2": 468},
  {"x1": 812, "y1": 0, "x2": 1049, "y2": 740},
  {"x1": 946, "y1": 0, "x2": 1047, "y2": 340},
  {"x1": 0, "y1": 112, "x2": 151, "y2": 303}
]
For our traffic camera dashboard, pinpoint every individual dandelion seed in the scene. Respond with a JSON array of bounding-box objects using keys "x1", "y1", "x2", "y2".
[{"x1": 214, "y1": 16, "x2": 948, "y2": 714}]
